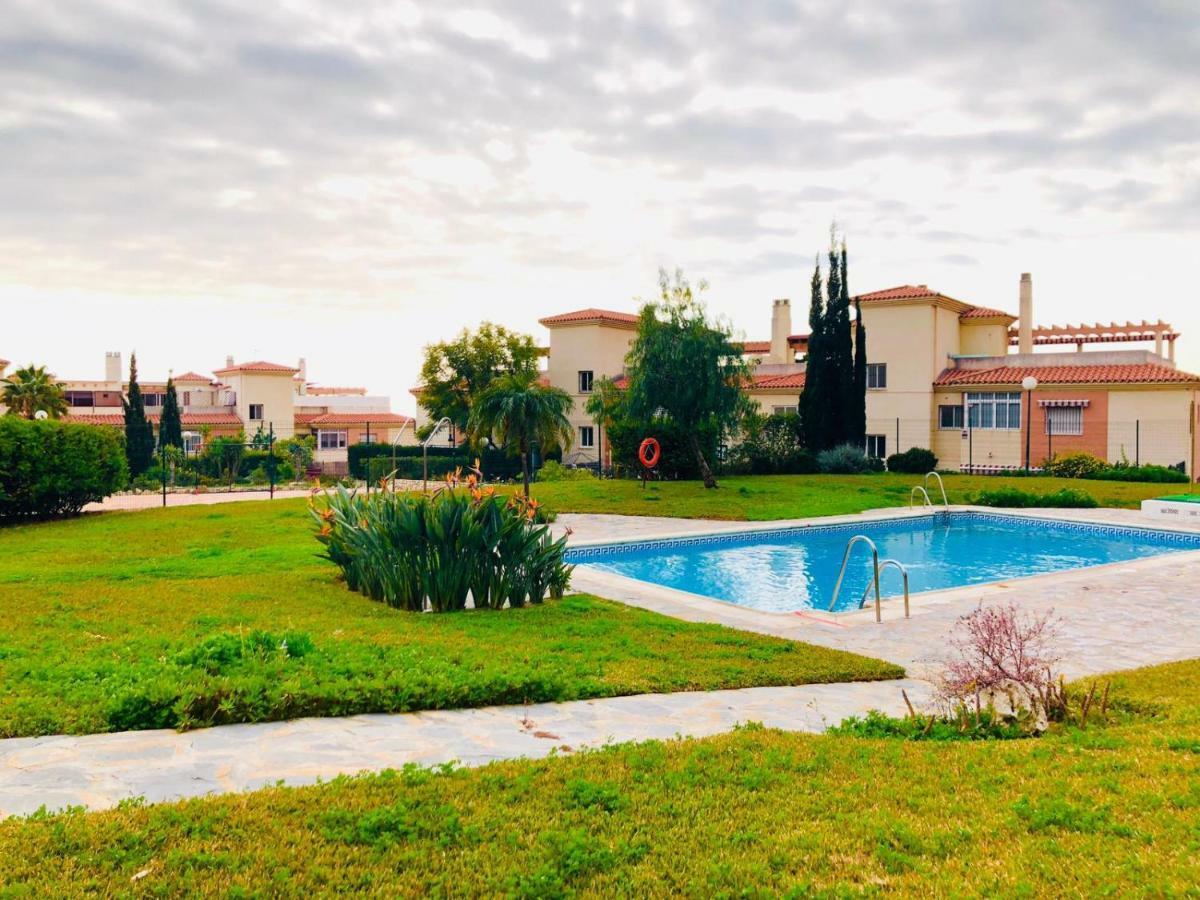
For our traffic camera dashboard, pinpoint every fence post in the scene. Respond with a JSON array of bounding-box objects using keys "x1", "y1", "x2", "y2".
[
  {"x1": 268, "y1": 422, "x2": 275, "y2": 500},
  {"x1": 161, "y1": 441, "x2": 167, "y2": 508},
  {"x1": 365, "y1": 422, "x2": 371, "y2": 495},
  {"x1": 1135, "y1": 420, "x2": 1140, "y2": 467},
  {"x1": 895, "y1": 417, "x2": 900, "y2": 456}
]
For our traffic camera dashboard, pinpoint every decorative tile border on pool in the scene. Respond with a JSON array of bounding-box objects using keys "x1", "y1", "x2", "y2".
[{"x1": 565, "y1": 511, "x2": 1200, "y2": 563}]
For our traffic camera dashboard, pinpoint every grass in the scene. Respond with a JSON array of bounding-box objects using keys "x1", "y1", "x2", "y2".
[
  {"x1": 526, "y1": 472, "x2": 1182, "y2": 520},
  {"x1": 2, "y1": 658, "x2": 1198, "y2": 895},
  {"x1": 0, "y1": 500, "x2": 899, "y2": 738}
]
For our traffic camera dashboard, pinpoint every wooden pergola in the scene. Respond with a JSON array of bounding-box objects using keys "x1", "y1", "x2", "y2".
[{"x1": 1009, "y1": 320, "x2": 1178, "y2": 361}]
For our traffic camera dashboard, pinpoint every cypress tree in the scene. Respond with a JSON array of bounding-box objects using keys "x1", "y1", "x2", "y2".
[
  {"x1": 160, "y1": 376, "x2": 183, "y2": 449},
  {"x1": 799, "y1": 258, "x2": 826, "y2": 451},
  {"x1": 852, "y1": 295, "x2": 867, "y2": 446},
  {"x1": 823, "y1": 235, "x2": 854, "y2": 447},
  {"x1": 123, "y1": 353, "x2": 156, "y2": 476}
]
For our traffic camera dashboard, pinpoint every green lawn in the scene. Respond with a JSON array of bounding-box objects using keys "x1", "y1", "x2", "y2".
[
  {"x1": 0, "y1": 500, "x2": 899, "y2": 738},
  {"x1": 527, "y1": 472, "x2": 1183, "y2": 519},
  {"x1": 3, "y1": 658, "x2": 1197, "y2": 895}
]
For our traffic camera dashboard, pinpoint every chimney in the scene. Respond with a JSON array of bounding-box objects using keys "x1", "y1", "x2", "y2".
[
  {"x1": 1018, "y1": 273, "x2": 1033, "y2": 355},
  {"x1": 297, "y1": 357, "x2": 307, "y2": 382},
  {"x1": 770, "y1": 299, "x2": 792, "y2": 364},
  {"x1": 105, "y1": 351, "x2": 122, "y2": 383},
  {"x1": 225, "y1": 355, "x2": 235, "y2": 368}
]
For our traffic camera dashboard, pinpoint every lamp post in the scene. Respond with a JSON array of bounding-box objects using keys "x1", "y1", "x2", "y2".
[
  {"x1": 422, "y1": 417, "x2": 453, "y2": 493},
  {"x1": 1022, "y1": 375, "x2": 1038, "y2": 471}
]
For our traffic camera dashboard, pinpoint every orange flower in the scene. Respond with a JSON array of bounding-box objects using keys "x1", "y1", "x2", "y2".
[
  {"x1": 318, "y1": 523, "x2": 332, "y2": 537},
  {"x1": 321, "y1": 507, "x2": 335, "y2": 521}
]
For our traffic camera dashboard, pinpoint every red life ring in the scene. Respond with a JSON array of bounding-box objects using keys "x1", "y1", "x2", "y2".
[{"x1": 638, "y1": 437, "x2": 661, "y2": 469}]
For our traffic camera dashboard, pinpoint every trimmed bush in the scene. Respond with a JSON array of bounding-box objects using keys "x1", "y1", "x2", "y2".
[
  {"x1": 1042, "y1": 452, "x2": 1106, "y2": 479},
  {"x1": 886, "y1": 447, "x2": 938, "y2": 474},
  {"x1": 971, "y1": 486, "x2": 1098, "y2": 509},
  {"x1": 0, "y1": 417, "x2": 127, "y2": 521},
  {"x1": 817, "y1": 443, "x2": 884, "y2": 475}
]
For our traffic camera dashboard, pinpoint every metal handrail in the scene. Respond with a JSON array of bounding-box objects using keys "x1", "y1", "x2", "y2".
[
  {"x1": 924, "y1": 471, "x2": 949, "y2": 512},
  {"x1": 389, "y1": 420, "x2": 415, "y2": 492},
  {"x1": 859, "y1": 558, "x2": 911, "y2": 621},
  {"x1": 910, "y1": 486, "x2": 932, "y2": 509},
  {"x1": 828, "y1": 535, "x2": 880, "y2": 618},
  {"x1": 422, "y1": 417, "x2": 454, "y2": 492}
]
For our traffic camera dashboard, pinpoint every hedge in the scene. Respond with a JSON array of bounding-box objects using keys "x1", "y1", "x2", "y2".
[
  {"x1": 0, "y1": 417, "x2": 128, "y2": 520},
  {"x1": 352, "y1": 443, "x2": 560, "y2": 482},
  {"x1": 886, "y1": 447, "x2": 937, "y2": 474},
  {"x1": 606, "y1": 417, "x2": 721, "y2": 480}
]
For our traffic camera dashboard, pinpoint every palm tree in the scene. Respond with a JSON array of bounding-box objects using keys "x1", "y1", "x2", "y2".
[
  {"x1": 468, "y1": 372, "x2": 574, "y2": 497},
  {"x1": 2, "y1": 364, "x2": 67, "y2": 419}
]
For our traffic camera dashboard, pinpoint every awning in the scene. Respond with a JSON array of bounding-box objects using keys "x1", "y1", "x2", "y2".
[{"x1": 1037, "y1": 399, "x2": 1090, "y2": 408}]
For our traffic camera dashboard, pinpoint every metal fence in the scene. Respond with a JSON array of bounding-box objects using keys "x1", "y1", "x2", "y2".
[{"x1": 865, "y1": 415, "x2": 1196, "y2": 478}]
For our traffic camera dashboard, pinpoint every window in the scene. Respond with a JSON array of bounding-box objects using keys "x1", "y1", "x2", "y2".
[
  {"x1": 938, "y1": 404, "x2": 964, "y2": 430},
  {"x1": 143, "y1": 392, "x2": 163, "y2": 407},
  {"x1": 772, "y1": 405, "x2": 799, "y2": 415},
  {"x1": 65, "y1": 390, "x2": 94, "y2": 407},
  {"x1": 249, "y1": 403, "x2": 263, "y2": 421},
  {"x1": 1045, "y1": 406, "x2": 1083, "y2": 436},
  {"x1": 182, "y1": 391, "x2": 191, "y2": 406},
  {"x1": 578, "y1": 370, "x2": 594, "y2": 394},
  {"x1": 183, "y1": 433, "x2": 203, "y2": 453},
  {"x1": 579, "y1": 425, "x2": 595, "y2": 448},
  {"x1": 318, "y1": 430, "x2": 347, "y2": 450},
  {"x1": 966, "y1": 392, "x2": 1021, "y2": 430},
  {"x1": 866, "y1": 363, "x2": 887, "y2": 389},
  {"x1": 865, "y1": 435, "x2": 887, "y2": 459}
]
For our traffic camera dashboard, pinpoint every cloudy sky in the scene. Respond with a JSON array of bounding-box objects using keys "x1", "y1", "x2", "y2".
[{"x1": 3, "y1": 0, "x2": 1198, "y2": 411}]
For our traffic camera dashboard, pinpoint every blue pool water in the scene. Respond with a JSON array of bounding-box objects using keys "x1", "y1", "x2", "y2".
[{"x1": 567, "y1": 513, "x2": 1200, "y2": 613}]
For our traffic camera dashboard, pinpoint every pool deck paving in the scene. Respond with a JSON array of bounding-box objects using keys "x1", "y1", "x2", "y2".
[{"x1": 3, "y1": 504, "x2": 1198, "y2": 817}]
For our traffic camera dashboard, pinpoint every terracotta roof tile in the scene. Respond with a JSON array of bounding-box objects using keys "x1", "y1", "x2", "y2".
[
  {"x1": 934, "y1": 364, "x2": 1200, "y2": 387},
  {"x1": 211, "y1": 361, "x2": 300, "y2": 375},
  {"x1": 854, "y1": 284, "x2": 941, "y2": 302},
  {"x1": 65, "y1": 412, "x2": 244, "y2": 426},
  {"x1": 173, "y1": 371, "x2": 214, "y2": 383},
  {"x1": 752, "y1": 372, "x2": 806, "y2": 389},
  {"x1": 740, "y1": 340, "x2": 771, "y2": 353},
  {"x1": 960, "y1": 306, "x2": 1016, "y2": 320},
  {"x1": 538, "y1": 308, "x2": 639, "y2": 328},
  {"x1": 297, "y1": 412, "x2": 414, "y2": 426}
]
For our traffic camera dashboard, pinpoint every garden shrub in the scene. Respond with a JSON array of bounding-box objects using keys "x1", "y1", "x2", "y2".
[
  {"x1": 1086, "y1": 463, "x2": 1188, "y2": 484},
  {"x1": 886, "y1": 447, "x2": 938, "y2": 474},
  {"x1": 817, "y1": 443, "x2": 884, "y2": 475},
  {"x1": 352, "y1": 443, "x2": 553, "y2": 482},
  {"x1": 829, "y1": 708, "x2": 1027, "y2": 742},
  {"x1": 537, "y1": 460, "x2": 596, "y2": 482},
  {"x1": 728, "y1": 413, "x2": 818, "y2": 475},
  {"x1": 1042, "y1": 451, "x2": 1106, "y2": 479},
  {"x1": 606, "y1": 416, "x2": 721, "y2": 480},
  {"x1": 312, "y1": 473, "x2": 572, "y2": 612},
  {"x1": 0, "y1": 417, "x2": 127, "y2": 521},
  {"x1": 971, "y1": 486, "x2": 1098, "y2": 508}
]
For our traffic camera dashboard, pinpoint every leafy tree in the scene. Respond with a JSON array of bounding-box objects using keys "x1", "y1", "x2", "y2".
[
  {"x1": 122, "y1": 354, "x2": 156, "y2": 477},
  {"x1": 2, "y1": 364, "x2": 67, "y2": 419},
  {"x1": 159, "y1": 377, "x2": 183, "y2": 448},
  {"x1": 467, "y1": 371, "x2": 574, "y2": 497},
  {"x1": 624, "y1": 269, "x2": 751, "y2": 489},
  {"x1": 418, "y1": 324, "x2": 541, "y2": 434}
]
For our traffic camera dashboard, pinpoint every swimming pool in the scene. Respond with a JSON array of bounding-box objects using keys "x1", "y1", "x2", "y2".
[{"x1": 567, "y1": 513, "x2": 1200, "y2": 613}]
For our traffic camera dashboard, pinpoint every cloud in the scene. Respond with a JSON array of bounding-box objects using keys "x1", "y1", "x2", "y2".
[{"x1": 1, "y1": 0, "x2": 1198, "y2": 403}]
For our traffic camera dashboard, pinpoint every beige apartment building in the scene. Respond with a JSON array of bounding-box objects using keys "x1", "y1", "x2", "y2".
[
  {"x1": 414, "y1": 273, "x2": 1198, "y2": 476},
  {"x1": 0, "y1": 352, "x2": 413, "y2": 473}
]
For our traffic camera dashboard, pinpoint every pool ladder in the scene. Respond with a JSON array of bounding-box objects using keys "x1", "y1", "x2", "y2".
[
  {"x1": 911, "y1": 472, "x2": 950, "y2": 517},
  {"x1": 827, "y1": 535, "x2": 911, "y2": 623}
]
